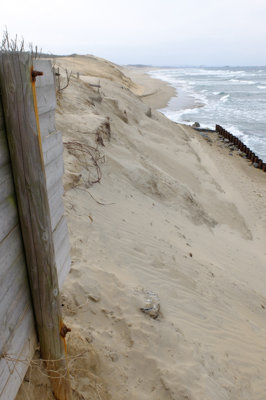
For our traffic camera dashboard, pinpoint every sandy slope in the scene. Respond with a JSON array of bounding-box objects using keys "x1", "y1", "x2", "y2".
[{"x1": 16, "y1": 56, "x2": 266, "y2": 400}]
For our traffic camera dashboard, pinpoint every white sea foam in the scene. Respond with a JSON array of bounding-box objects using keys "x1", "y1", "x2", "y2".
[
  {"x1": 225, "y1": 125, "x2": 245, "y2": 138},
  {"x1": 161, "y1": 107, "x2": 201, "y2": 125},
  {"x1": 229, "y1": 79, "x2": 256, "y2": 84},
  {"x1": 189, "y1": 91, "x2": 208, "y2": 105},
  {"x1": 150, "y1": 67, "x2": 266, "y2": 161},
  {"x1": 220, "y1": 95, "x2": 230, "y2": 103}
]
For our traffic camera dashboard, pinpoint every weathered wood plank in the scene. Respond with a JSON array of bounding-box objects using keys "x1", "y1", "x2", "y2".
[
  {"x1": 0, "y1": 224, "x2": 24, "y2": 283},
  {"x1": 0, "y1": 52, "x2": 71, "y2": 399},
  {"x1": 54, "y1": 229, "x2": 71, "y2": 276},
  {"x1": 42, "y1": 131, "x2": 63, "y2": 167},
  {"x1": 39, "y1": 109, "x2": 56, "y2": 139},
  {"x1": 0, "y1": 97, "x2": 3, "y2": 117},
  {"x1": 53, "y1": 203, "x2": 65, "y2": 232},
  {"x1": 0, "y1": 359, "x2": 9, "y2": 396},
  {"x1": 0, "y1": 195, "x2": 18, "y2": 243},
  {"x1": 45, "y1": 151, "x2": 65, "y2": 192},
  {"x1": 52, "y1": 201, "x2": 65, "y2": 233},
  {"x1": 53, "y1": 214, "x2": 71, "y2": 287},
  {"x1": 47, "y1": 179, "x2": 65, "y2": 232},
  {"x1": 58, "y1": 252, "x2": 71, "y2": 289},
  {"x1": 33, "y1": 59, "x2": 55, "y2": 87},
  {"x1": 0, "y1": 326, "x2": 37, "y2": 400},
  {"x1": 0, "y1": 129, "x2": 9, "y2": 168},
  {"x1": 0, "y1": 311, "x2": 37, "y2": 400},
  {"x1": 0, "y1": 116, "x2": 4, "y2": 131},
  {"x1": 36, "y1": 84, "x2": 57, "y2": 116},
  {"x1": 0, "y1": 274, "x2": 31, "y2": 357},
  {"x1": 0, "y1": 93, "x2": 5, "y2": 128},
  {"x1": 47, "y1": 165, "x2": 64, "y2": 199},
  {"x1": 0, "y1": 163, "x2": 14, "y2": 205},
  {"x1": 33, "y1": 59, "x2": 57, "y2": 116},
  {"x1": 53, "y1": 215, "x2": 69, "y2": 255},
  {"x1": 0, "y1": 252, "x2": 28, "y2": 324}
]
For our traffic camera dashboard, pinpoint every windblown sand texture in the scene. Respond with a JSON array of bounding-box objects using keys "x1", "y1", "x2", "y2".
[{"x1": 16, "y1": 55, "x2": 266, "y2": 400}]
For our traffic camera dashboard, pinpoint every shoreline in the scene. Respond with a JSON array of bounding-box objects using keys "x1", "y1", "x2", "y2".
[
  {"x1": 124, "y1": 66, "x2": 266, "y2": 163},
  {"x1": 123, "y1": 66, "x2": 207, "y2": 124},
  {"x1": 122, "y1": 66, "x2": 177, "y2": 109}
]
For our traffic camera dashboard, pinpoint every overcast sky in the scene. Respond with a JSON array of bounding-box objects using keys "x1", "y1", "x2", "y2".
[{"x1": 2, "y1": 0, "x2": 266, "y2": 66}]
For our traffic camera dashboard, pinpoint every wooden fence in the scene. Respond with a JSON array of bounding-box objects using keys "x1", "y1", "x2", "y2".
[
  {"x1": 216, "y1": 124, "x2": 266, "y2": 171},
  {"x1": 36, "y1": 59, "x2": 71, "y2": 286},
  {"x1": 0, "y1": 54, "x2": 71, "y2": 400}
]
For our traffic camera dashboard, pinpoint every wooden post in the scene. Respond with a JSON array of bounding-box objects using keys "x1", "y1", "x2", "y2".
[
  {"x1": 53, "y1": 67, "x2": 60, "y2": 91},
  {"x1": 0, "y1": 53, "x2": 72, "y2": 400}
]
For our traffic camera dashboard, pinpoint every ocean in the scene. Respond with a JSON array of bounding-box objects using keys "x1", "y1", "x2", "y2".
[{"x1": 149, "y1": 67, "x2": 266, "y2": 162}]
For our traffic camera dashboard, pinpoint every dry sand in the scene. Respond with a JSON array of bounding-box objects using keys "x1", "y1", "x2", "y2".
[{"x1": 16, "y1": 55, "x2": 266, "y2": 400}]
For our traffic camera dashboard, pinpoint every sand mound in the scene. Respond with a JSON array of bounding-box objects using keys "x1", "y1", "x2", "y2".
[{"x1": 16, "y1": 56, "x2": 266, "y2": 400}]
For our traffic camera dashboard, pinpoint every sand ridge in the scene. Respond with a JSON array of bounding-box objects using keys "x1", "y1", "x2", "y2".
[{"x1": 16, "y1": 55, "x2": 266, "y2": 400}]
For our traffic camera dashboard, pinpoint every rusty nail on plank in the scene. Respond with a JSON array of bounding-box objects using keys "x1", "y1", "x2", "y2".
[
  {"x1": 60, "y1": 324, "x2": 71, "y2": 338},
  {"x1": 32, "y1": 70, "x2": 43, "y2": 82}
]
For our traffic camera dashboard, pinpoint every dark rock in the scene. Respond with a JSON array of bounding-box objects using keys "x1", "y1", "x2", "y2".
[
  {"x1": 194, "y1": 127, "x2": 216, "y2": 133},
  {"x1": 253, "y1": 162, "x2": 259, "y2": 168},
  {"x1": 192, "y1": 122, "x2": 200, "y2": 128}
]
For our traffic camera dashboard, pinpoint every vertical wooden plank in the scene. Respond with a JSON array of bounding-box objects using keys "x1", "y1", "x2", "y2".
[
  {"x1": 48, "y1": 179, "x2": 65, "y2": 231},
  {"x1": 45, "y1": 151, "x2": 65, "y2": 191},
  {"x1": 0, "y1": 129, "x2": 10, "y2": 168},
  {"x1": 0, "y1": 224, "x2": 23, "y2": 283},
  {"x1": 0, "y1": 69, "x2": 36, "y2": 400},
  {"x1": 0, "y1": 163, "x2": 14, "y2": 205},
  {"x1": 0, "y1": 52, "x2": 72, "y2": 400},
  {"x1": 0, "y1": 195, "x2": 19, "y2": 243},
  {"x1": 42, "y1": 131, "x2": 64, "y2": 166},
  {"x1": 33, "y1": 60, "x2": 55, "y2": 87},
  {"x1": 39, "y1": 109, "x2": 57, "y2": 139},
  {"x1": 0, "y1": 313, "x2": 37, "y2": 400},
  {"x1": 58, "y1": 253, "x2": 71, "y2": 289}
]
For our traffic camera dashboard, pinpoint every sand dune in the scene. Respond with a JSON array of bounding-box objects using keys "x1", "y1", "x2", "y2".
[{"x1": 16, "y1": 55, "x2": 266, "y2": 400}]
